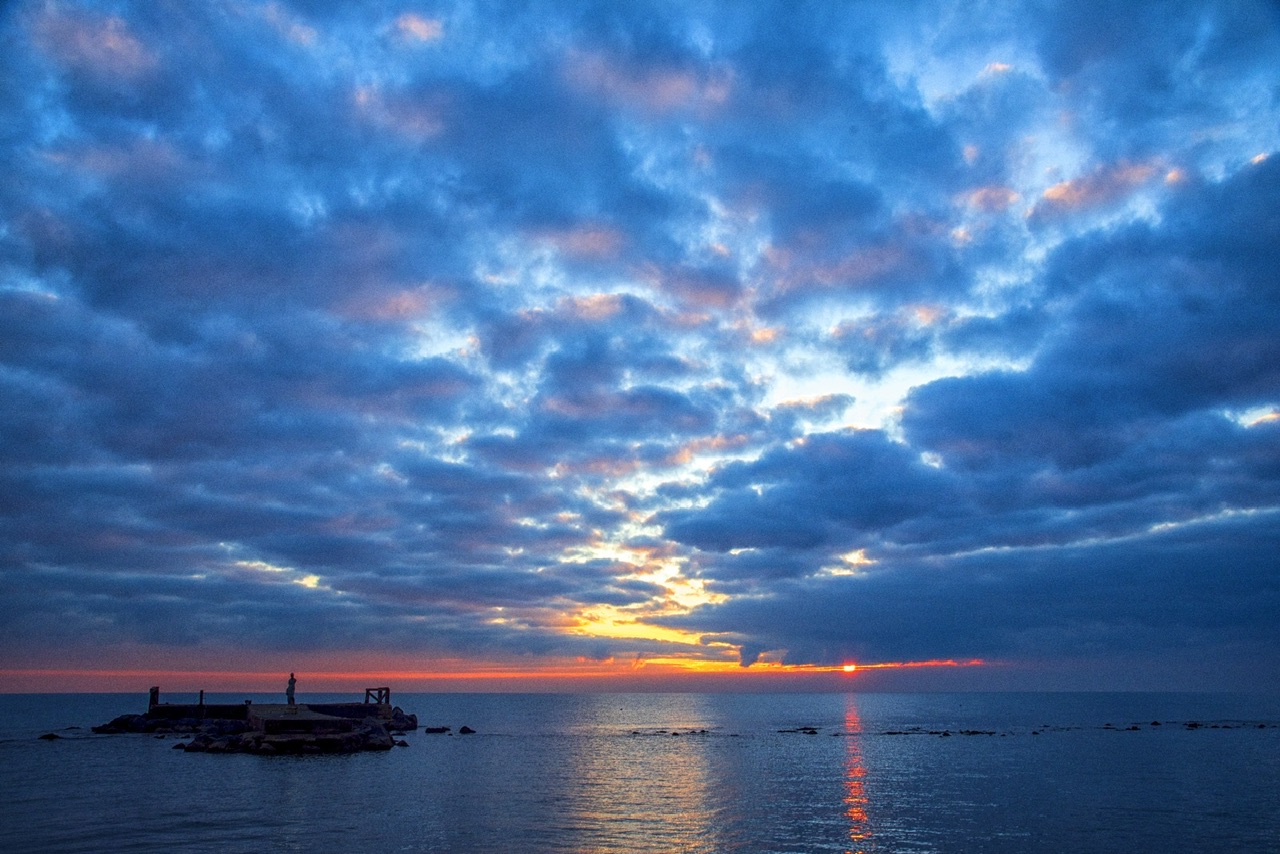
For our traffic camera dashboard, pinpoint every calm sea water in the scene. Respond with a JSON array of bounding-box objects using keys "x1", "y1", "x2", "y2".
[{"x1": 1, "y1": 692, "x2": 1277, "y2": 853}]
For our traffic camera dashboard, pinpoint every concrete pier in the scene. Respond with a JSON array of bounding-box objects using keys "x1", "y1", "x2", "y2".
[{"x1": 144, "y1": 687, "x2": 408, "y2": 735}]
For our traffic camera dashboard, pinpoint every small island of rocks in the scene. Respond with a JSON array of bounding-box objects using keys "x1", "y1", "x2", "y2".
[{"x1": 94, "y1": 685, "x2": 418, "y2": 755}]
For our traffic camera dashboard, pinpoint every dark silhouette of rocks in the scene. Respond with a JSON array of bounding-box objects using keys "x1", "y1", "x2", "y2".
[
  {"x1": 93, "y1": 687, "x2": 418, "y2": 755},
  {"x1": 180, "y1": 719, "x2": 396, "y2": 755},
  {"x1": 92, "y1": 714, "x2": 149, "y2": 734},
  {"x1": 458, "y1": 726, "x2": 476, "y2": 734},
  {"x1": 388, "y1": 707, "x2": 418, "y2": 730},
  {"x1": 92, "y1": 714, "x2": 250, "y2": 736}
]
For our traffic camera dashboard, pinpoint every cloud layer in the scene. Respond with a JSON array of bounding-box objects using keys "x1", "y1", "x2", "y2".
[{"x1": 2, "y1": 0, "x2": 1278, "y2": 688}]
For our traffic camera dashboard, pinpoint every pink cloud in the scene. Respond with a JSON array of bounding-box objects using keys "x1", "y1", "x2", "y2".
[
  {"x1": 531, "y1": 224, "x2": 625, "y2": 260},
  {"x1": 394, "y1": 13, "x2": 443, "y2": 44},
  {"x1": 352, "y1": 85, "x2": 447, "y2": 140},
  {"x1": 1030, "y1": 160, "x2": 1159, "y2": 222},
  {"x1": 962, "y1": 185, "x2": 1021, "y2": 212},
  {"x1": 42, "y1": 138, "x2": 186, "y2": 184},
  {"x1": 32, "y1": 5, "x2": 157, "y2": 78},
  {"x1": 563, "y1": 49, "x2": 733, "y2": 116}
]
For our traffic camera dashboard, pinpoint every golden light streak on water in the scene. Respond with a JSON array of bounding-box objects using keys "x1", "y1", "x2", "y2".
[{"x1": 844, "y1": 696, "x2": 872, "y2": 854}]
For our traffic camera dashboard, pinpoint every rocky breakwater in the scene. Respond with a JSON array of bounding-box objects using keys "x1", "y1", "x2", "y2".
[
  {"x1": 181, "y1": 717, "x2": 402, "y2": 755},
  {"x1": 93, "y1": 714, "x2": 250, "y2": 737},
  {"x1": 93, "y1": 703, "x2": 418, "y2": 755}
]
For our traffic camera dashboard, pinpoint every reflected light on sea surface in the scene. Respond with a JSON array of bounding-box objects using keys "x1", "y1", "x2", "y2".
[
  {"x1": 844, "y1": 696, "x2": 872, "y2": 854},
  {"x1": 559, "y1": 695, "x2": 718, "y2": 852}
]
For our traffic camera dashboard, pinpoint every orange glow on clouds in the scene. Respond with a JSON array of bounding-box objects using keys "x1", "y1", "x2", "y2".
[
  {"x1": 0, "y1": 658, "x2": 985, "y2": 693},
  {"x1": 1034, "y1": 160, "x2": 1158, "y2": 219}
]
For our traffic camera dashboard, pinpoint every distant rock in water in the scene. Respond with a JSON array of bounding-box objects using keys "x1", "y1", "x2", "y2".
[
  {"x1": 38, "y1": 732, "x2": 60, "y2": 740},
  {"x1": 458, "y1": 726, "x2": 476, "y2": 735}
]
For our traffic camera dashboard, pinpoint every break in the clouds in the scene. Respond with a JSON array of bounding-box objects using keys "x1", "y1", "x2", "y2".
[{"x1": 1, "y1": 0, "x2": 1278, "y2": 689}]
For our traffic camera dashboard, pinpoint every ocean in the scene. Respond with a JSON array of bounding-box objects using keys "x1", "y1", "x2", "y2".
[{"x1": 1, "y1": 691, "x2": 1277, "y2": 853}]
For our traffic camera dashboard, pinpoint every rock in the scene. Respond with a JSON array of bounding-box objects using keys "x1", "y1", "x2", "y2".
[
  {"x1": 423, "y1": 726, "x2": 451, "y2": 734},
  {"x1": 357, "y1": 721, "x2": 395, "y2": 750},
  {"x1": 206, "y1": 719, "x2": 250, "y2": 737},
  {"x1": 458, "y1": 726, "x2": 475, "y2": 735},
  {"x1": 38, "y1": 732, "x2": 60, "y2": 740},
  {"x1": 396, "y1": 740, "x2": 409, "y2": 747},
  {"x1": 390, "y1": 707, "x2": 418, "y2": 730},
  {"x1": 92, "y1": 714, "x2": 148, "y2": 734},
  {"x1": 172, "y1": 742, "x2": 186, "y2": 749}
]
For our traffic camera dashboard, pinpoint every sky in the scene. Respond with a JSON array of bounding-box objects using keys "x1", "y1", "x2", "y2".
[{"x1": 1, "y1": 0, "x2": 1278, "y2": 694}]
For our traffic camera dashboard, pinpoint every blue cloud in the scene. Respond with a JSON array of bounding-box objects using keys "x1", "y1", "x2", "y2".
[{"x1": 1, "y1": 0, "x2": 1277, "y2": 688}]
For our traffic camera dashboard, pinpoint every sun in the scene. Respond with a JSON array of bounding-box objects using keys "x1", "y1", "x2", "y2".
[{"x1": 842, "y1": 663, "x2": 857, "y2": 673}]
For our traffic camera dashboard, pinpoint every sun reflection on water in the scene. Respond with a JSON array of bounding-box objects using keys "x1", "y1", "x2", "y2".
[
  {"x1": 557, "y1": 695, "x2": 719, "y2": 852},
  {"x1": 844, "y1": 695, "x2": 872, "y2": 854}
]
